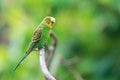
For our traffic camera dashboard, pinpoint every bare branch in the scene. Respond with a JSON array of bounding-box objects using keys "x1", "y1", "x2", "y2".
[
  {"x1": 46, "y1": 31, "x2": 57, "y2": 67},
  {"x1": 50, "y1": 31, "x2": 57, "y2": 48},
  {"x1": 39, "y1": 48, "x2": 56, "y2": 80}
]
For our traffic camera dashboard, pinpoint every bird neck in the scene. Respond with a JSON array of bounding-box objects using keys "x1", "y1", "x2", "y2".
[{"x1": 42, "y1": 25, "x2": 51, "y2": 30}]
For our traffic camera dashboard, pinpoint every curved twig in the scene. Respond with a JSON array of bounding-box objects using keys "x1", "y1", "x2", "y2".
[
  {"x1": 39, "y1": 48, "x2": 56, "y2": 80},
  {"x1": 46, "y1": 31, "x2": 57, "y2": 67}
]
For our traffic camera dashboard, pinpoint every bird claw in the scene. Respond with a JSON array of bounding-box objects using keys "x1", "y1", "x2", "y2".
[{"x1": 38, "y1": 46, "x2": 45, "y2": 50}]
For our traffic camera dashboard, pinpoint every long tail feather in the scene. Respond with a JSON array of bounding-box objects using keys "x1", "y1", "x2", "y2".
[
  {"x1": 14, "y1": 42, "x2": 36, "y2": 71},
  {"x1": 14, "y1": 53, "x2": 28, "y2": 71}
]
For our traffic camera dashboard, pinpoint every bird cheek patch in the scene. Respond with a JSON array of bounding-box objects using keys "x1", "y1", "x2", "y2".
[{"x1": 48, "y1": 24, "x2": 52, "y2": 29}]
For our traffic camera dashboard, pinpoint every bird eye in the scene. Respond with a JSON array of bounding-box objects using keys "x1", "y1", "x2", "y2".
[{"x1": 51, "y1": 21, "x2": 54, "y2": 24}]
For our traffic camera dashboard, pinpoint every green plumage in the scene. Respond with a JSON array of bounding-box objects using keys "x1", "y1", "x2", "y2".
[
  {"x1": 33, "y1": 25, "x2": 51, "y2": 47},
  {"x1": 14, "y1": 16, "x2": 55, "y2": 71}
]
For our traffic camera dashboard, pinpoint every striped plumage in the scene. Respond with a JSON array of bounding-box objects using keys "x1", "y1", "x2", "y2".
[{"x1": 14, "y1": 16, "x2": 55, "y2": 71}]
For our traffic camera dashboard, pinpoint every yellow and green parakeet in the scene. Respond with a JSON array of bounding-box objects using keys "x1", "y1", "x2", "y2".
[{"x1": 14, "y1": 16, "x2": 55, "y2": 71}]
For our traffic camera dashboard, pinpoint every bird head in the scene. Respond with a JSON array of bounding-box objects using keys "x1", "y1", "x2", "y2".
[{"x1": 42, "y1": 16, "x2": 55, "y2": 29}]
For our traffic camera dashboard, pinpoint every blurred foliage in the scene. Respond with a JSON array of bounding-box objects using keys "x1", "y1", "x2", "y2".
[{"x1": 0, "y1": 0, "x2": 120, "y2": 80}]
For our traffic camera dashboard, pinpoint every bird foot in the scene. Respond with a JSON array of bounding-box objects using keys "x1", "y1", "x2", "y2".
[{"x1": 38, "y1": 46, "x2": 45, "y2": 50}]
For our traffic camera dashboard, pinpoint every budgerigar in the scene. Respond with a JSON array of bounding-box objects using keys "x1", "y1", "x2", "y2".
[{"x1": 14, "y1": 16, "x2": 55, "y2": 71}]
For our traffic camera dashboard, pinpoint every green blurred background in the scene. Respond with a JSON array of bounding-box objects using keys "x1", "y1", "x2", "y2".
[{"x1": 0, "y1": 0, "x2": 120, "y2": 80}]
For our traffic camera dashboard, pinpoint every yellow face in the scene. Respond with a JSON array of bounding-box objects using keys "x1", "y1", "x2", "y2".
[{"x1": 43, "y1": 16, "x2": 55, "y2": 29}]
